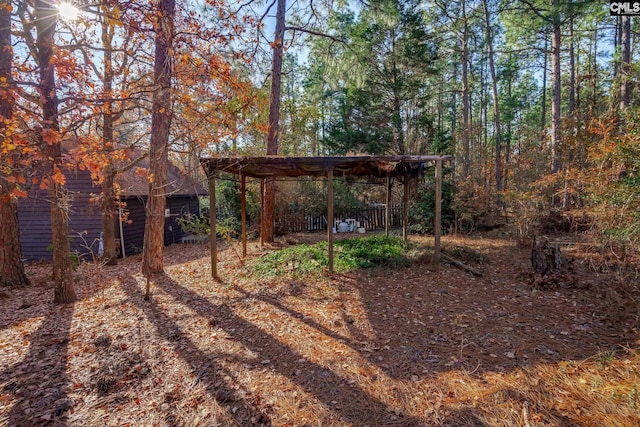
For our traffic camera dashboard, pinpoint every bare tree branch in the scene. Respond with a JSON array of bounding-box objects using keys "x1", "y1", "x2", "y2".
[{"x1": 284, "y1": 26, "x2": 345, "y2": 44}]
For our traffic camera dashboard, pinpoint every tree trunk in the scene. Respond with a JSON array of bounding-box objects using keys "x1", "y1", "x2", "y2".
[
  {"x1": 564, "y1": 11, "x2": 575, "y2": 210},
  {"x1": 541, "y1": 32, "x2": 548, "y2": 146},
  {"x1": 482, "y1": 0, "x2": 502, "y2": 191},
  {"x1": 568, "y1": 14, "x2": 575, "y2": 115},
  {"x1": 263, "y1": 0, "x2": 286, "y2": 243},
  {"x1": 505, "y1": 72, "x2": 512, "y2": 190},
  {"x1": 0, "y1": 0, "x2": 29, "y2": 287},
  {"x1": 461, "y1": 0, "x2": 470, "y2": 178},
  {"x1": 591, "y1": 28, "x2": 598, "y2": 116},
  {"x1": 551, "y1": 0, "x2": 561, "y2": 175},
  {"x1": 100, "y1": 0, "x2": 118, "y2": 266},
  {"x1": 35, "y1": 0, "x2": 75, "y2": 303},
  {"x1": 0, "y1": 196, "x2": 29, "y2": 287},
  {"x1": 390, "y1": 29, "x2": 405, "y2": 155},
  {"x1": 101, "y1": 167, "x2": 118, "y2": 265},
  {"x1": 142, "y1": 0, "x2": 175, "y2": 280},
  {"x1": 450, "y1": 67, "x2": 457, "y2": 151},
  {"x1": 531, "y1": 236, "x2": 561, "y2": 276},
  {"x1": 619, "y1": 16, "x2": 631, "y2": 113}
]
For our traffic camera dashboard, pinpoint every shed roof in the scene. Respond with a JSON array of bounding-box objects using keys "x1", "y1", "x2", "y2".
[
  {"x1": 116, "y1": 149, "x2": 207, "y2": 198},
  {"x1": 60, "y1": 140, "x2": 207, "y2": 198},
  {"x1": 200, "y1": 155, "x2": 451, "y2": 179}
]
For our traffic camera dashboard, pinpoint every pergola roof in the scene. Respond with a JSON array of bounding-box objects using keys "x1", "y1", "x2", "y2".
[
  {"x1": 200, "y1": 155, "x2": 451, "y2": 179},
  {"x1": 199, "y1": 154, "x2": 451, "y2": 278}
]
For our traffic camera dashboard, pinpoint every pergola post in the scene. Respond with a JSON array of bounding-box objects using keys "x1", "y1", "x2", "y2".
[
  {"x1": 241, "y1": 173, "x2": 247, "y2": 258},
  {"x1": 385, "y1": 175, "x2": 391, "y2": 237},
  {"x1": 260, "y1": 178, "x2": 265, "y2": 248},
  {"x1": 327, "y1": 168, "x2": 334, "y2": 274},
  {"x1": 434, "y1": 158, "x2": 442, "y2": 266},
  {"x1": 209, "y1": 175, "x2": 217, "y2": 279},
  {"x1": 403, "y1": 173, "x2": 409, "y2": 244}
]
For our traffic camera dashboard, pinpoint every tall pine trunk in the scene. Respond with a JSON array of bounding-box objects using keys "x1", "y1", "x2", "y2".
[
  {"x1": 619, "y1": 16, "x2": 631, "y2": 113},
  {"x1": 461, "y1": 0, "x2": 470, "y2": 178},
  {"x1": 263, "y1": 0, "x2": 286, "y2": 243},
  {"x1": 0, "y1": 0, "x2": 29, "y2": 287},
  {"x1": 551, "y1": 0, "x2": 561, "y2": 175},
  {"x1": 35, "y1": 0, "x2": 76, "y2": 303},
  {"x1": 568, "y1": 15, "x2": 576, "y2": 115},
  {"x1": 541, "y1": 33, "x2": 548, "y2": 146},
  {"x1": 142, "y1": 0, "x2": 175, "y2": 281},
  {"x1": 482, "y1": 0, "x2": 502, "y2": 191}
]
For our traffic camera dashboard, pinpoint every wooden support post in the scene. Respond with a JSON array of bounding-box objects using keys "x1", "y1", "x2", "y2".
[
  {"x1": 209, "y1": 175, "x2": 217, "y2": 279},
  {"x1": 327, "y1": 168, "x2": 334, "y2": 274},
  {"x1": 241, "y1": 173, "x2": 247, "y2": 258},
  {"x1": 403, "y1": 174, "x2": 409, "y2": 243},
  {"x1": 434, "y1": 158, "x2": 442, "y2": 266},
  {"x1": 385, "y1": 175, "x2": 391, "y2": 236},
  {"x1": 260, "y1": 178, "x2": 264, "y2": 248}
]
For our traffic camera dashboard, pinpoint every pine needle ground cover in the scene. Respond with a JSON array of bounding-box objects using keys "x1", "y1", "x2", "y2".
[{"x1": 1, "y1": 233, "x2": 639, "y2": 426}]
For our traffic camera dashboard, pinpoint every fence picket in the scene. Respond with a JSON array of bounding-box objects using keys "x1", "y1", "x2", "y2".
[{"x1": 275, "y1": 205, "x2": 405, "y2": 234}]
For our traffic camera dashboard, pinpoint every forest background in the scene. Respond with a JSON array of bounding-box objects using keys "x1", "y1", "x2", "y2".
[{"x1": 0, "y1": 0, "x2": 638, "y2": 302}]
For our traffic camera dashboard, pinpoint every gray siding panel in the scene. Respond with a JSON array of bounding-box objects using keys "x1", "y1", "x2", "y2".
[
  {"x1": 119, "y1": 197, "x2": 146, "y2": 256},
  {"x1": 18, "y1": 193, "x2": 53, "y2": 261},
  {"x1": 164, "y1": 196, "x2": 201, "y2": 245},
  {"x1": 18, "y1": 169, "x2": 104, "y2": 261},
  {"x1": 19, "y1": 167, "x2": 204, "y2": 260}
]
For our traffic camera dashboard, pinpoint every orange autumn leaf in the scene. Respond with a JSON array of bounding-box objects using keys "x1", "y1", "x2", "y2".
[
  {"x1": 53, "y1": 168, "x2": 67, "y2": 185},
  {"x1": 11, "y1": 188, "x2": 27, "y2": 198},
  {"x1": 41, "y1": 128, "x2": 60, "y2": 145}
]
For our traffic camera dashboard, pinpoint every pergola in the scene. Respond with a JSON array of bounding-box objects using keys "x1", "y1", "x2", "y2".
[{"x1": 199, "y1": 155, "x2": 452, "y2": 278}]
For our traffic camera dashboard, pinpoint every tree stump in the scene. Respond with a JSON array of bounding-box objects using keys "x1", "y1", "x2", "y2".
[{"x1": 531, "y1": 236, "x2": 562, "y2": 276}]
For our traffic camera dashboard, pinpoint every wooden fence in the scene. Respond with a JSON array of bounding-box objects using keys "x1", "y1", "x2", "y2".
[{"x1": 275, "y1": 204, "x2": 404, "y2": 234}]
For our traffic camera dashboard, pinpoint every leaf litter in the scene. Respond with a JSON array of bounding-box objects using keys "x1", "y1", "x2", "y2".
[{"x1": 0, "y1": 232, "x2": 639, "y2": 426}]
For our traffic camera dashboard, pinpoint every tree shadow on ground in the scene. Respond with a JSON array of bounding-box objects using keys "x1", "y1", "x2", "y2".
[
  {"x1": 223, "y1": 258, "x2": 636, "y2": 383},
  {"x1": 119, "y1": 275, "x2": 272, "y2": 426},
  {"x1": 137, "y1": 272, "x2": 427, "y2": 426},
  {"x1": 0, "y1": 290, "x2": 51, "y2": 330},
  {"x1": 0, "y1": 303, "x2": 74, "y2": 426},
  {"x1": 347, "y1": 259, "x2": 637, "y2": 380}
]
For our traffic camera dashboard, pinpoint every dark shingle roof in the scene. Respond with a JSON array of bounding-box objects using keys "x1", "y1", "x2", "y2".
[{"x1": 117, "y1": 151, "x2": 207, "y2": 198}]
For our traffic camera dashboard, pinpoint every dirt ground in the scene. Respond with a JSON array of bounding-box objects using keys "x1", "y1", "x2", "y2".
[{"x1": 1, "y1": 231, "x2": 639, "y2": 426}]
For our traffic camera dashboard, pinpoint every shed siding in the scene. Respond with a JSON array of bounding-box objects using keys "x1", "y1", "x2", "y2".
[
  {"x1": 118, "y1": 195, "x2": 201, "y2": 257},
  {"x1": 19, "y1": 166, "x2": 203, "y2": 261},
  {"x1": 119, "y1": 197, "x2": 146, "y2": 256},
  {"x1": 165, "y1": 196, "x2": 200, "y2": 244},
  {"x1": 18, "y1": 193, "x2": 52, "y2": 260},
  {"x1": 19, "y1": 168, "x2": 103, "y2": 261}
]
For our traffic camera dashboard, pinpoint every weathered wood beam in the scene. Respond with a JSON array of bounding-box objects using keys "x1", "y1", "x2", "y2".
[
  {"x1": 241, "y1": 173, "x2": 247, "y2": 258},
  {"x1": 260, "y1": 178, "x2": 264, "y2": 248},
  {"x1": 434, "y1": 158, "x2": 442, "y2": 267},
  {"x1": 327, "y1": 168, "x2": 334, "y2": 274},
  {"x1": 403, "y1": 174, "x2": 409, "y2": 243},
  {"x1": 385, "y1": 175, "x2": 391, "y2": 237},
  {"x1": 209, "y1": 176, "x2": 217, "y2": 279}
]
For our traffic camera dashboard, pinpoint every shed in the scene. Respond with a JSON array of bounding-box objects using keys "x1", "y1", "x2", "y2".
[
  {"x1": 18, "y1": 154, "x2": 206, "y2": 261},
  {"x1": 200, "y1": 155, "x2": 451, "y2": 276}
]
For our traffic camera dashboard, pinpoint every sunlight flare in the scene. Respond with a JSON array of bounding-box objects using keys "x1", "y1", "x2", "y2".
[{"x1": 57, "y1": 2, "x2": 80, "y2": 21}]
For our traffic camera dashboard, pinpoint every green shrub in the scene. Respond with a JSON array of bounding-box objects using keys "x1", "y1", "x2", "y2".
[
  {"x1": 251, "y1": 234, "x2": 408, "y2": 277},
  {"x1": 176, "y1": 213, "x2": 210, "y2": 235},
  {"x1": 216, "y1": 216, "x2": 240, "y2": 239},
  {"x1": 409, "y1": 179, "x2": 455, "y2": 234}
]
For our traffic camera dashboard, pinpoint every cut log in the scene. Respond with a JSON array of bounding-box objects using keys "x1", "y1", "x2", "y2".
[
  {"x1": 531, "y1": 235, "x2": 562, "y2": 276},
  {"x1": 441, "y1": 253, "x2": 483, "y2": 277}
]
